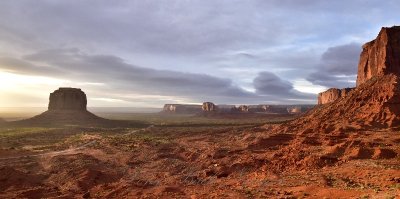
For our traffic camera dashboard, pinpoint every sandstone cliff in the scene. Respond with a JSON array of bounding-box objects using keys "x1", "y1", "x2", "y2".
[
  {"x1": 280, "y1": 74, "x2": 400, "y2": 133},
  {"x1": 356, "y1": 26, "x2": 400, "y2": 86},
  {"x1": 318, "y1": 88, "x2": 354, "y2": 105},
  {"x1": 284, "y1": 26, "x2": 400, "y2": 131}
]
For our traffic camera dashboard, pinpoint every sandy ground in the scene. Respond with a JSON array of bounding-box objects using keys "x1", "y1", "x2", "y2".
[{"x1": 0, "y1": 124, "x2": 399, "y2": 199}]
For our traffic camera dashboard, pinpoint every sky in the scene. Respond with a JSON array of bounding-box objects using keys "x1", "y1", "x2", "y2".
[{"x1": 0, "y1": 0, "x2": 399, "y2": 107}]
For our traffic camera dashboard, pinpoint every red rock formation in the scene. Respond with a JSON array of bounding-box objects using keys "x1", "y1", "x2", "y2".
[
  {"x1": 48, "y1": 88, "x2": 87, "y2": 111},
  {"x1": 318, "y1": 88, "x2": 354, "y2": 105},
  {"x1": 356, "y1": 26, "x2": 400, "y2": 86},
  {"x1": 202, "y1": 102, "x2": 217, "y2": 112},
  {"x1": 162, "y1": 104, "x2": 202, "y2": 114},
  {"x1": 8, "y1": 88, "x2": 142, "y2": 127},
  {"x1": 287, "y1": 106, "x2": 301, "y2": 114},
  {"x1": 281, "y1": 74, "x2": 400, "y2": 132},
  {"x1": 238, "y1": 105, "x2": 249, "y2": 112}
]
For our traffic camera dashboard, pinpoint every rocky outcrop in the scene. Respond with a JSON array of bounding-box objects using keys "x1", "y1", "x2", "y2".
[
  {"x1": 238, "y1": 105, "x2": 249, "y2": 112},
  {"x1": 283, "y1": 74, "x2": 400, "y2": 132},
  {"x1": 162, "y1": 104, "x2": 202, "y2": 114},
  {"x1": 163, "y1": 104, "x2": 177, "y2": 112},
  {"x1": 202, "y1": 102, "x2": 217, "y2": 112},
  {"x1": 318, "y1": 88, "x2": 354, "y2": 105},
  {"x1": 356, "y1": 26, "x2": 400, "y2": 86},
  {"x1": 318, "y1": 26, "x2": 400, "y2": 105},
  {"x1": 282, "y1": 26, "x2": 400, "y2": 132},
  {"x1": 231, "y1": 105, "x2": 249, "y2": 113},
  {"x1": 48, "y1": 88, "x2": 87, "y2": 111},
  {"x1": 287, "y1": 106, "x2": 302, "y2": 114}
]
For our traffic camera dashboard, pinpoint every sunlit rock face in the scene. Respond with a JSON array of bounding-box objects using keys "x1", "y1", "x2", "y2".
[
  {"x1": 318, "y1": 26, "x2": 400, "y2": 105},
  {"x1": 356, "y1": 26, "x2": 400, "y2": 86},
  {"x1": 318, "y1": 88, "x2": 354, "y2": 105},
  {"x1": 48, "y1": 88, "x2": 87, "y2": 111}
]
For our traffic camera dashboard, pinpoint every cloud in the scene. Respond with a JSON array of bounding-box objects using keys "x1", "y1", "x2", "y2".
[
  {"x1": 254, "y1": 72, "x2": 293, "y2": 95},
  {"x1": 1, "y1": 48, "x2": 316, "y2": 105},
  {"x1": 307, "y1": 43, "x2": 361, "y2": 88},
  {"x1": 0, "y1": 1, "x2": 399, "y2": 106},
  {"x1": 253, "y1": 71, "x2": 314, "y2": 101},
  {"x1": 1, "y1": 48, "x2": 258, "y2": 104}
]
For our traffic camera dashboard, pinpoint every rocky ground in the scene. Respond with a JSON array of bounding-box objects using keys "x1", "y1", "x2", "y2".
[{"x1": 0, "y1": 123, "x2": 398, "y2": 198}]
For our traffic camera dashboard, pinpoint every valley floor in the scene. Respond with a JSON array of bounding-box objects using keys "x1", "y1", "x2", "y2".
[{"x1": 0, "y1": 114, "x2": 399, "y2": 198}]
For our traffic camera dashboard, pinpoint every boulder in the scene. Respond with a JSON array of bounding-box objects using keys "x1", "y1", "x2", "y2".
[
  {"x1": 356, "y1": 26, "x2": 400, "y2": 86},
  {"x1": 318, "y1": 88, "x2": 354, "y2": 105},
  {"x1": 48, "y1": 88, "x2": 87, "y2": 111},
  {"x1": 202, "y1": 102, "x2": 217, "y2": 112}
]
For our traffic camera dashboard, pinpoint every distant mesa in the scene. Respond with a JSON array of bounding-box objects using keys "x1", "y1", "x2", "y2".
[
  {"x1": 48, "y1": 88, "x2": 87, "y2": 111},
  {"x1": 162, "y1": 104, "x2": 202, "y2": 114},
  {"x1": 238, "y1": 105, "x2": 249, "y2": 112},
  {"x1": 231, "y1": 105, "x2": 249, "y2": 113},
  {"x1": 287, "y1": 106, "x2": 302, "y2": 114},
  {"x1": 7, "y1": 88, "x2": 145, "y2": 127},
  {"x1": 163, "y1": 102, "x2": 313, "y2": 115},
  {"x1": 202, "y1": 102, "x2": 217, "y2": 112}
]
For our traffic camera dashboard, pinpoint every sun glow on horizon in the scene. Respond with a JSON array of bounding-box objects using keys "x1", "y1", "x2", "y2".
[{"x1": 0, "y1": 71, "x2": 67, "y2": 107}]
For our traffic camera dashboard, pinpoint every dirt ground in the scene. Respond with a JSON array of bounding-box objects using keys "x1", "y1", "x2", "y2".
[{"x1": 0, "y1": 119, "x2": 399, "y2": 198}]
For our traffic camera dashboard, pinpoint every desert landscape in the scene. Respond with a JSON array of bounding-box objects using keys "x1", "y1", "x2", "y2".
[{"x1": 0, "y1": 26, "x2": 399, "y2": 198}]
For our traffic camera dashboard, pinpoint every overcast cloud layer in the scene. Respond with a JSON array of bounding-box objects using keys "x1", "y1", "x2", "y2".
[{"x1": 0, "y1": 1, "x2": 399, "y2": 107}]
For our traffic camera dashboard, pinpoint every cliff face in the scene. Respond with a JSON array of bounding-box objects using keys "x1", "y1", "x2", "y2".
[
  {"x1": 285, "y1": 74, "x2": 400, "y2": 132},
  {"x1": 295, "y1": 26, "x2": 400, "y2": 130},
  {"x1": 318, "y1": 26, "x2": 400, "y2": 105},
  {"x1": 48, "y1": 88, "x2": 87, "y2": 111},
  {"x1": 356, "y1": 26, "x2": 400, "y2": 86},
  {"x1": 318, "y1": 88, "x2": 354, "y2": 105}
]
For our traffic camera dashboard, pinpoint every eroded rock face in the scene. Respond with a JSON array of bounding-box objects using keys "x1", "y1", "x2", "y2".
[
  {"x1": 48, "y1": 88, "x2": 87, "y2": 111},
  {"x1": 202, "y1": 102, "x2": 217, "y2": 112},
  {"x1": 356, "y1": 26, "x2": 400, "y2": 86},
  {"x1": 318, "y1": 88, "x2": 354, "y2": 105},
  {"x1": 285, "y1": 74, "x2": 400, "y2": 132}
]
